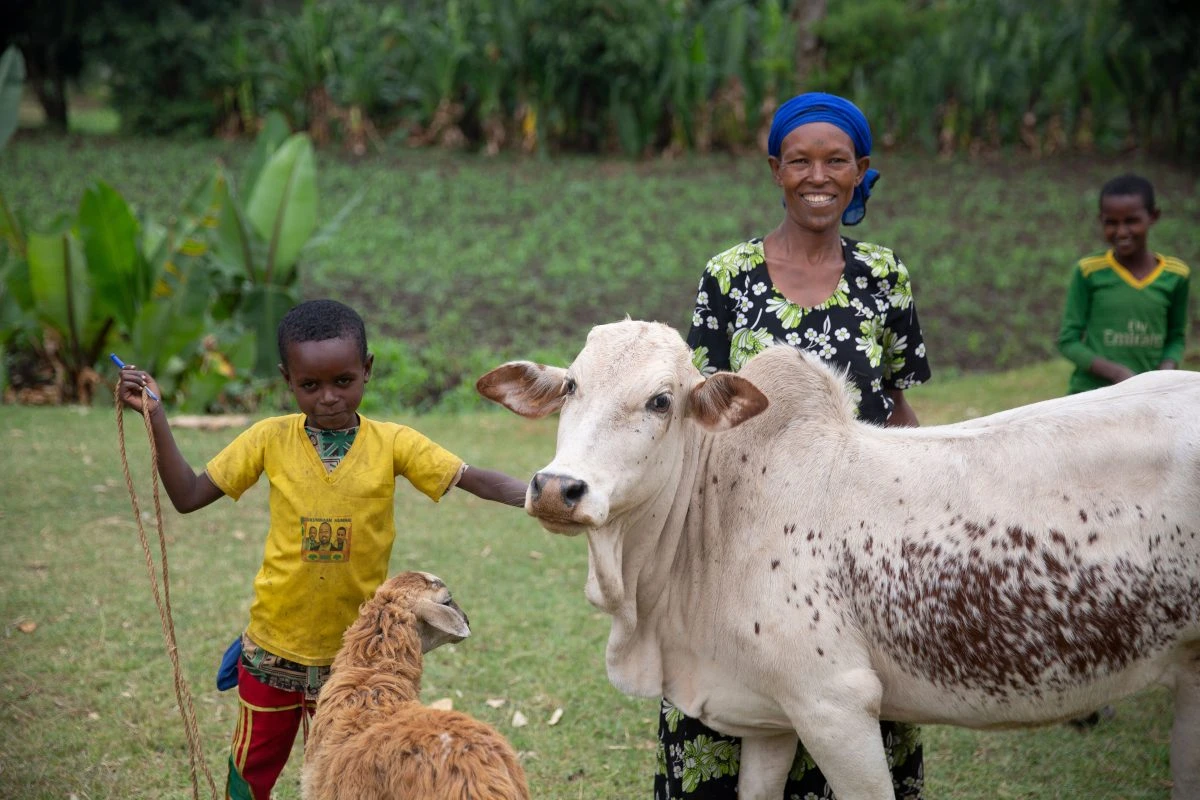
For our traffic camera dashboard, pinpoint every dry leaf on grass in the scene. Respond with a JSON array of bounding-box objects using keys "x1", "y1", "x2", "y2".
[
  {"x1": 429, "y1": 697, "x2": 454, "y2": 711},
  {"x1": 548, "y1": 707, "x2": 564, "y2": 726},
  {"x1": 486, "y1": 698, "x2": 507, "y2": 708},
  {"x1": 511, "y1": 710, "x2": 528, "y2": 727},
  {"x1": 17, "y1": 620, "x2": 37, "y2": 634}
]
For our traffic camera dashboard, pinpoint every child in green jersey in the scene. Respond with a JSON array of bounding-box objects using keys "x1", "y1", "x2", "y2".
[{"x1": 1056, "y1": 174, "x2": 1191, "y2": 394}]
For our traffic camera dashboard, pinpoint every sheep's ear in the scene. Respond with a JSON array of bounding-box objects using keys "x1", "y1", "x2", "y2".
[{"x1": 415, "y1": 599, "x2": 471, "y2": 653}]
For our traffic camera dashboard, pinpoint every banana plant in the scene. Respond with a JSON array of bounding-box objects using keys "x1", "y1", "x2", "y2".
[
  {"x1": 1, "y1": 182, "x2": 146, "y2": 403},
  {"x1": 203, "y1": 110, "x2": 357, "y2": 377}
]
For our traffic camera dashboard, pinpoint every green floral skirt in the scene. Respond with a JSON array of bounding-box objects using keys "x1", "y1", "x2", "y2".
[{"x1": 654, "y1": 699, "x2": 923, "y2": 799}]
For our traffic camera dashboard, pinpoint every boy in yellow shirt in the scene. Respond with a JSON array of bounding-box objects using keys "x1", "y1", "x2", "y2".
[{"x1": 116, "y1": 299, "x2": 528, "y2": 800}]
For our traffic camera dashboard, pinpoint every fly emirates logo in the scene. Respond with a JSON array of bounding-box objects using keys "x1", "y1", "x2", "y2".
[{"x1": 1103, "y1": 319, "x2": 1163, "y2": 349}]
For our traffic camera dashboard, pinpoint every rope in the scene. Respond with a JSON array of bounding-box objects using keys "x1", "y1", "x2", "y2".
[{"x1": 115, "y1": 385, "x2": 219, "y2": 800}]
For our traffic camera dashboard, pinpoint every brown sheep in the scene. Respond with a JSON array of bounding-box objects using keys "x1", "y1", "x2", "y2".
[{"x1": 301, "y1": 571, "x2": 530, "y2": 800}]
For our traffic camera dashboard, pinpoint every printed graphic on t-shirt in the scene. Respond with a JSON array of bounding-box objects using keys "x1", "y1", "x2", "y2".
[{"x1": 301, "y1": 516, "x2": 352, "y2": 562}]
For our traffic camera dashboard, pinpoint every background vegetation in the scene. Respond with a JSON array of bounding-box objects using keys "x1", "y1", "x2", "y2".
[
  {"x1": 4, "y1": 0, "x2": 1199, "y2": 158},
  {"x1": 4, "y1": 136, "x2": 1198, "y2": 411}
]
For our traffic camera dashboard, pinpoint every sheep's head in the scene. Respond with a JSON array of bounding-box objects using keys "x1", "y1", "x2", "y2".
[{"x1": 373, "y1": 571, "x2": 472, "y2": 654}]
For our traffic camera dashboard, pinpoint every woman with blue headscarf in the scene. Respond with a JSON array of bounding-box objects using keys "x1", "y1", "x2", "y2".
[{"x1": 659, "y1": 93, "x2": 930, "y2": 799}]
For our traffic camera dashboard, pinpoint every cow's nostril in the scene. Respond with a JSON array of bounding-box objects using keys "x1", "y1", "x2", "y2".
[
  {"x1": 561, "y1": 478, "x2": 588, "y2": 507},
  {"x1": 530, "y1": 473, "x2": 546, "y2": 500}
]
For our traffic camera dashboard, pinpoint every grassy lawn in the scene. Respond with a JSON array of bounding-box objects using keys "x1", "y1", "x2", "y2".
[{"x1": 0, "y1": 363, "x2": 1177, "y2": 800}]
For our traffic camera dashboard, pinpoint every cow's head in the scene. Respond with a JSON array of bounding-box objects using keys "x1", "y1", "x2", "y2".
[{"x1": 477, "y1": 320, "x2": 768, "y2": 533}]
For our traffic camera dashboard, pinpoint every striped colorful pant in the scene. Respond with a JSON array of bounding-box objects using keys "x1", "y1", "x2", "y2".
[{"x1": 225, "y1": 661, "x2": 315, "y2": 800}]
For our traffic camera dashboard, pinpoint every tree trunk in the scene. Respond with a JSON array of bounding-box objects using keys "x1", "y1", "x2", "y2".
[
  {"x1": 790, "y1": 0, "x2": 827, "y2": 84},
  {"x1": 24, "y1": 53, "x2": 69, "y2": 131}
]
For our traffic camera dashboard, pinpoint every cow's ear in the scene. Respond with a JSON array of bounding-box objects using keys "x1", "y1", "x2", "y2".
[
  {"x1": 688, "y1": 372, "x2": 769, "y2": 431},
  {"x1": 476, "y1": 362, "x2": 569, "y2": 419}
]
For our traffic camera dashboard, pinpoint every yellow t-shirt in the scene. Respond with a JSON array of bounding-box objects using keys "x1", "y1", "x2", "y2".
[{"x1": 205, "y1": 414, "x2": 463, "y2": 665}]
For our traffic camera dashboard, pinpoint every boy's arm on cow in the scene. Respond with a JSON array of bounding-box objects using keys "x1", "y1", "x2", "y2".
[
  {"x1": 457, "y1": 466, "x2": 529, "y2": 507},
  {"x1": 885, "y1": 389, "x2": 919, "y2": 428}
]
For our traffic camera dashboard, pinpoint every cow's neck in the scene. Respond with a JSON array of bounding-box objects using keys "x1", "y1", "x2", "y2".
[{"x1": 585, "y1": 427, "x2": 706, "y2": 698}]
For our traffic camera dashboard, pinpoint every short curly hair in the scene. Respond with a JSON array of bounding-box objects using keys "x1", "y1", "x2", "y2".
[
  {"x1": 277, "y1": 299, "x2": 368, "y2": 369},
  {"x1": 1100, "y1": 174, "x2": 1157, "y2": 214}
]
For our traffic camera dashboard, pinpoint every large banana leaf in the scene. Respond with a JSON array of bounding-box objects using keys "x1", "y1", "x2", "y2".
[
  {"x1": 241, "y1": 109, "x2": 291, "y2": 199},
  {"x1": 0, "y1": 46, "x2": 24, "y2": 152},
  {"x1": 26, "y1": 230, "x2": 88, "y2": 336},
  {"x1": 78, "y1": 181, "x2": 147, "y2": 329},
  {"x1": 245, "y1": 133, "x2": 317, "y2": 284}
]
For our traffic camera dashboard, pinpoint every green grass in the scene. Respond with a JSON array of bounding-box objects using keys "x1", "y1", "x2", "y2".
[{"x1": 0, "y1": 369, "x2": 1177, "y2": 800}]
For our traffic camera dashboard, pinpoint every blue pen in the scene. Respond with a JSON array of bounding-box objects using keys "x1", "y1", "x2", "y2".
[{"x1": 110, "y1": 353, "x2": 160, "y2": 401}]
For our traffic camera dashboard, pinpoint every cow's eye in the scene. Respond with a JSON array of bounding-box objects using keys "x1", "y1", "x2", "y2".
[
  {"x1": 647, "y1": 393, "x2": 671, "y2": 413},
  {"x1": 563, "y1": 378, "x2": 577, "y2": 396}
]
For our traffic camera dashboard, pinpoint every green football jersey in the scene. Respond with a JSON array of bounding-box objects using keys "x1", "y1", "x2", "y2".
[{"x1": 1057, "y1": 250, "x2": 1190, "y2": 394}]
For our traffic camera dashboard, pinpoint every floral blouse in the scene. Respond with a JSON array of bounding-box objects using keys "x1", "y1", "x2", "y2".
[{"x1": 687, "y1": 237, "x2": 931, "y2": 424}]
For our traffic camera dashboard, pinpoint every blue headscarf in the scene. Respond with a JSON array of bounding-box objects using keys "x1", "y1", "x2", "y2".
[{"x1": 767, "y1": 92, "x2": 880, "y2": 226}]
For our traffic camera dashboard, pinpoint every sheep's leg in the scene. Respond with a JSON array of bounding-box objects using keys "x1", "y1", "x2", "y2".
[
  {"x1": 736, "y1": 731, "x2": 797, "y2": 800},
  {"x1": 1172, "y1": 648, "x2": 1200, "y2": 800}
]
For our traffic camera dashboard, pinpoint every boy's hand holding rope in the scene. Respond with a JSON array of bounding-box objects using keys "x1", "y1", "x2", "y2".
[{"x1": 114, "y1": 361, "x2": 218, "y2": 800}]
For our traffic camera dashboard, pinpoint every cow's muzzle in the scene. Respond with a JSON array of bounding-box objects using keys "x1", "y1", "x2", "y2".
[{"x1": 529, "y1": 471, "x2": 591, "y2": 530}]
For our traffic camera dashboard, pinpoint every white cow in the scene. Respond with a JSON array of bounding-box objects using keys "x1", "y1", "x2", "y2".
[{"x1": 477, "y1": 319, "x2": 1200, "y2": 800}]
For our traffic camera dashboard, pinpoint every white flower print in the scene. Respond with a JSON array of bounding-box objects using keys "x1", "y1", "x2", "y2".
[
  {"x1": 835, "y1": 327, "x2": 850, "y2": 341},
  {"x1": 692, "y1": 310, "x2": 703, "y2": 328},
  {"x1": 856, "y1": 275, "x2": 869, "y2": 289},
  {"x1": 697, "y1": 291, "x2": 709, "y2": 306},
  {"x1": 871, "y1": 377, "x2": 883, "y2": 393},
  {"x1": 752, "y1": 281, "x2": 767, "y2": 295},
  {"x1": 916, "y1": 342, "x2": 926, "y2": 358},
  {"x1": 850, "y1": 297, "x2": 874, "y2": 319},
  {"x1": 736, "y1": 312, "x2": 748, "y2": 327},
  {"x1": 804, "y1": 327, "x2": 819, "y2": 341},
  {"x1": 785, "y1": 331, "x2": 802, "y2": 346},
  {"x1": 706, "y1": 315, "x2": 719, "y2": 330}
]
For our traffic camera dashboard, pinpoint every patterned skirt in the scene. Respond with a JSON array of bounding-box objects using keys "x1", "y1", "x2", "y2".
[{"x1": 654, "y1": 699, "x2": 924, "y2": 799}]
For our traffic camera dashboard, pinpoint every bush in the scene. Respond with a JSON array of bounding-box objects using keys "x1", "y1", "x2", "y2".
[{"x1": 89, "y1": 0, "x2": 248, "y2": 136}]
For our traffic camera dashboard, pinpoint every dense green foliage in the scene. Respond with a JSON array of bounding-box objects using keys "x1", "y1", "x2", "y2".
[
  {"x1": 4, "y1": 136, "x2": 1198, "y2": 410},
  {"x1": 0, "y1": 121, "x2": 358, "y2": 409},
  {"x1": 12, "y1": 0, "x2": 1196, "y2": 157}
]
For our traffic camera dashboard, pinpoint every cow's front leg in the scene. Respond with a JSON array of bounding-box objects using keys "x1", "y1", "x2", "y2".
[
  {"x1": 787, "y1": 669, "x2": 896, "y2": 800},
  {"x1": 736, "y1": 731, "x2": 797, "y2": 800}
]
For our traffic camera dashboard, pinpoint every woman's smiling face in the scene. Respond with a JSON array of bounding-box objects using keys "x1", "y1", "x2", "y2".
[{"x1": 770, "y1": 121, "x2": 869, "y2": 232}]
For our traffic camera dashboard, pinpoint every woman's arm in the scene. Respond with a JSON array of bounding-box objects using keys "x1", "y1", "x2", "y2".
[
  {"x1": 456, "y1": 466, "x2": 528, "y2": 507},
  {"x1": 118, "y1": 366, "x2": 225, "y2": 513},
  {"x1": 885, "y1": 389, "x2": 919, "y2": 428}
]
